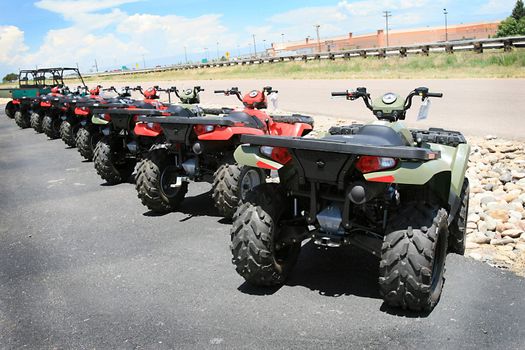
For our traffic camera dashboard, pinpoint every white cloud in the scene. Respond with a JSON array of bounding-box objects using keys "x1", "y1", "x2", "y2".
[
  {"x1": 0, "y1": 26, "x2": 28, "y2": 68},
  {"x1": 338, "y1": 0, "x2": 429, "y2": 16},
  {"x1": 477, "y1": 0, "x2": 516, "y2": 15},
  {"x1": 34, "y1": 0, "x2": 142, "y2": 16},
  {"x1": 0, "y1": 0, "x2": 241, "y2": 73}
]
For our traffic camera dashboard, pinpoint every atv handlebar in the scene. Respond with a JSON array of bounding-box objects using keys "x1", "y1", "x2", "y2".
[
  {"x1": 334, "y1": 87, "x2": 442, "y2": 113},
  {"x1": 215, "y1": 87, "x2": 243, "y2": 102}
]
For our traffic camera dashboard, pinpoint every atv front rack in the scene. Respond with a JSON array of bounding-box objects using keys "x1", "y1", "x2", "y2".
[{"x1": 241, "y1": 135, "x2": 439, "y2": 160}]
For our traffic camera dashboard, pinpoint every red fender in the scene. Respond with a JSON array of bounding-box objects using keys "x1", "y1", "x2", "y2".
[
  {"x1": 134, "y1": 122, "x2": 162, "y2": 137},
  {"x1": 270, "y1": 122, "x2": 312, "y2": 137},
  {"x1": 74, "y1": 107, "x2": 90, "y2": 116},
  {"x1": 12, "y1": 99, "x2": 20, "y2": 105},
  {"x1": 40, "y1": 101, "x2": 51, "y2": 107}
]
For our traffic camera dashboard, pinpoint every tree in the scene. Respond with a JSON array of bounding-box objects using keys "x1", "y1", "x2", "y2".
[
  {"x1": 2, "y1": 73, "x2": 17, "y2": 83},
  {"x1": 496, "y1": 1, "x2": 525, "y2": 37},
  {"x1": 512, "y1": 0, "x2": 525, "y2": 20}
]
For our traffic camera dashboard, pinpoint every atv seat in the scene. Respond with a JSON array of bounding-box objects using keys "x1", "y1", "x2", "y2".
[{"x1": 323, "y1": 125, "x2": 408, "y2": 147}]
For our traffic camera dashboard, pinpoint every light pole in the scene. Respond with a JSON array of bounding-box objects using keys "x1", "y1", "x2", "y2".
[
  {"x1": 383, "y1": 11, "x2": 391, "y2": 47},
  {"x1": 314, "y1": 24, "x2": 321, "y2": 53},
  {"x1": 263, "y1": 39, "x2": 267, "y2": 56},
  {"x1": 184, "y1": 46, "x2": 188, "y2": 64},
  {"x1": 216, "y1": 41, "x2": 220, "y2": 60},
  {"x1": 281, "y1": 33, "x2": 284, "y2": 44},
  {"x1": 443, "y1": 8, "x2": 448, "y2": 42},
  {"x1": 252, "y1": 34, "x2": 257, "y2": 57}
]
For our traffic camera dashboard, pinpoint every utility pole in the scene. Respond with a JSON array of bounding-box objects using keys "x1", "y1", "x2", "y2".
[
  {"x1": 252, "y1": 34, "x2": 257, "y2": 57},
  {"x1": 216, "y1": 41, "x2": 220, "y2": 60},
  {"x1": 314, "y1": 24, "x2": 321, "y2": 53},
  {"x1": 94, "y1": 59, "x2": 99, "y2": 72},
  {"x1": 184, "y1": 46, "x2": 188, "y2": 64},
  {"x1": 443, "y1": 8, "x2": 449, "y2": 42},
  {"x1": 281, "y1": 33, "x2": 284, "y2": 44},
  {"x1": 142, "y1": 54, "x2": 146, "y2": 69},
  {"x1": 383, "y1": 11, "x2": 391, "y2": 47}
]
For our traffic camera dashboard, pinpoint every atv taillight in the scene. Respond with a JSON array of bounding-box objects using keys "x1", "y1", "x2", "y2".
[
  {"x1": 260, "y1": 146, "x2": 292, "y2": 164},
  {"x1": 356, "y1": 156, "x2": 397, "y2": 173},
  {"x1": 194, "y1": 124, "x2": 215, "y2": 135}
]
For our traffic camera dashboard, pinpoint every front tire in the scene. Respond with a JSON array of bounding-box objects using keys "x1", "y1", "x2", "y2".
[
  {"x1": 379, "y1": 202, "x2": 449, "y2": 312},
  {"x1": 30, "y1": 112, "x2": 44, "y2": 133},
  {"x1": 135, "y1": 150, "x2": 188, "y2": 212},
  {"x1": 448, "y1": 178, "x2": 469, "y2": 255},
  {"x1": 93, "y1": 137, "x2": 135, "y2": 184},
  {"x1": 212, "y1": 163, "x2": 266, "y2": 219},
  {"x1": 75, "y1": 127, "x2": 100, "y2": 161},
  {"x1": 42, "y1": 115, "x2": 60, "y2": 139},
  {"x1": 59, "y1": 120, "x2": 76, "y2": 147},
  {"x1": 230, "y1": 183, "x2": 301, "y2": 286},
  {"x1": 14, "y1": 111, "x2": 31, "y2": 129}
]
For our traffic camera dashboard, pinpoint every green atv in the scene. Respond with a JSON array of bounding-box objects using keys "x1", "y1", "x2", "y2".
[{"x1": 231, "y1": 87, "x2": 470, "y2": 312}]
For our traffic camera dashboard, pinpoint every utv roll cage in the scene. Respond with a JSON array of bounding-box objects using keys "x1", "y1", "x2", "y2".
[{"x1": 18, "y1": 67, "x2": 86, "y2": 88}]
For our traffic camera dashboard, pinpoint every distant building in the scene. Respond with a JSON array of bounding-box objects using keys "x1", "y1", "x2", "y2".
[{"x1": 269, "y1": 21, "x2": 500, "y2": 56}]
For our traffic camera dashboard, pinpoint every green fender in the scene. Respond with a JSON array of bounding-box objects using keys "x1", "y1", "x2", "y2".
[
  {"x1": 364, "y1": 143, "x2": 470, "y2": 197},
  {"x1": 91, "y1": 114, "x2": 109, "y2": 125},
  {"x1": 234, "y1": 145, "x2": 283, "y2": 170}
]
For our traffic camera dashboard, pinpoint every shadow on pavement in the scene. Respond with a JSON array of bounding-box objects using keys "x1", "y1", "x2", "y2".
[{"x1": 236, "y1": 240, "x2": 433, "y2": 317}]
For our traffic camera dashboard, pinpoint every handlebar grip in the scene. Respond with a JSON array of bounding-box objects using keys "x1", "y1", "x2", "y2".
[
  {"x1": 427, "y1": 92, "x2": 443, "y2": 98},
  {"x1": 214, "y1": 90, "x2": 225, "y2": 94},
  {"x1": 331, "y1": 92, "x2": 348, "y2": 96}
]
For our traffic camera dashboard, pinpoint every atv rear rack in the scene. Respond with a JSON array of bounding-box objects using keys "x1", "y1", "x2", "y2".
[
  {"x1": 138, "y1": 115, "x2": 237, "y2": 127},
  {"x1": 241, "y1": 135, "x2": 439, "y2": 160}
]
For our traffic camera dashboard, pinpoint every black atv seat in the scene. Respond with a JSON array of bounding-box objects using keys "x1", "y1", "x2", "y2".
[{"x1": 323, "y1": 125, "x2": 407, "y2": 147}]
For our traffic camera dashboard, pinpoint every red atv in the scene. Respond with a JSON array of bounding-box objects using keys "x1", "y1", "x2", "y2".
[
  {"x1": 133, "y1": 86, "x2": 314, "y2": 218},
  {"x1": 73, "y1": 86, "x2": 135, "y2": 161},
  {"x1": 39, "y1": 86, "x2": 71, "y2": 139},
  {"x1": 90, "y1": 86, "x2": 185, "y2": 184},
  {"x1": 57, "y1": 85, "x2": 102, "y2": 147}
]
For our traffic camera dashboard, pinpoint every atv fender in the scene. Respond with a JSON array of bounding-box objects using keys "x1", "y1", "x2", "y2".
[
  {"x1": 234, "y1": 145, "x2": 283, "y2": 170},
  {"x1": 270, "y1": 122, "x2": 313, "y2": 137},
  {"x1": 92, "y1": 114, "x2": 109, "y2": 125},
  {"x1": 134, "y1": 122, "x2": 162, "y2": 137},
  {"x1": 364, "y1": 143, "x2": 469, "y2": 196},
  {"x1": 198, "y1": 127, "x2": 265, "y2": 141}
]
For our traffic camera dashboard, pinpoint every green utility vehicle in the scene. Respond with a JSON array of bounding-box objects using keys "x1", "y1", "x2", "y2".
[
  {"x1": 5, "y1": 68, "x2": 86, "y2": 130},
  {"x1": 231, "y1": 87, "x2": 470, "y2": 312}
]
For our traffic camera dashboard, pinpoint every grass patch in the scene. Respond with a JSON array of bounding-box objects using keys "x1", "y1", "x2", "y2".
[{"x1": 82, "y1": 49, "x2": 525, "y2": 82}]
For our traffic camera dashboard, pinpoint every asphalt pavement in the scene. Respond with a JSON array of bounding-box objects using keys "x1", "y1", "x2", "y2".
[{"x1": 0, "y1": 111, "x2": 524, "y2": 349}]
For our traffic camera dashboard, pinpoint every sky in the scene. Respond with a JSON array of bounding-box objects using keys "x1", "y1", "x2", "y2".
[{"x1": 0, "y1": 0, "x2": 518, "y2": 76}]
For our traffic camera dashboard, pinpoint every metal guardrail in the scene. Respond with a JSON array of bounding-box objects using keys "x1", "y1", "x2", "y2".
[{"x1": 81, "y1": 36, "x2": 525, "y2": 78}]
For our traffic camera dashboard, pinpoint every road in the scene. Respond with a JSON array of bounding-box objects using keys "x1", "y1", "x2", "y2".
[
  {"x1": 0, "y1": 112, "x2": 524, "y2": 349},
  {"x1": 104, "y1": 79, "x2": 525, "y2": 139}
]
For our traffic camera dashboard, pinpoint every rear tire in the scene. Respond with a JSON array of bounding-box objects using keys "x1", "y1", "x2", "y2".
[
  {"x1": 379, "y1": 202, "x2": 448, "y2": 312},
  {"x1": 75, "y1": 127, "x2": 100, "y2": 161},
  {"x1": 230, "y1": 183, "x2": 301, "y2": 286},
  {"x1": 5, "y1": 101, "x2": 16, "y2": 119},
  {"x1": 42, "y1": 115, "x2": 60, "y2": 139},
  {"x1": 30, "y1": 112, "x2": 44, "y2": 133},
  {"x1": 59, "y1": 120, "x2": 76, "y2": 147},
  {"x1": 93, "y1": 137, "x2": 135, "y2": 184},
  {"x1": 135, "y1": 151, "x2": 188, "y2": 212},
  {"x1": 14, "y1": 111, "x2": 30, "y2": 129},
  {"x1": 448, "y1": 178, "x2": 469, "y2": 255},
  {"x1": 212, "y1": 163, "x2": 266, "y2": 219}
]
